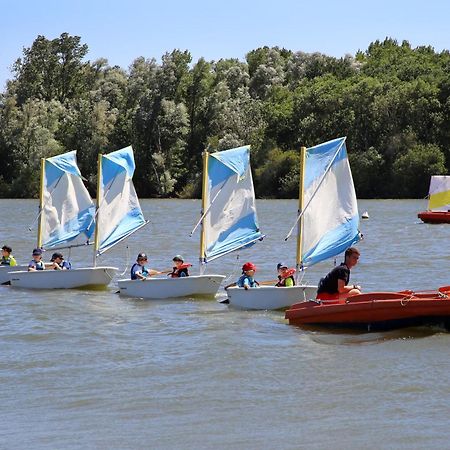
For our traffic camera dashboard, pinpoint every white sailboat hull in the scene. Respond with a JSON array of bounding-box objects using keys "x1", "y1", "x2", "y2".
[
  {"x1": 0, "y1": 265, "x2": 30, "y2": 284},
  {"x1": 226, "y1": 285, "x2": 317, "y2": 310},
  {"x1": 9, "y1": 267, "x2": 118, "y2": 289},
  {"x1": 118, "y1": 274, "x2": 226, "y2": 299}
]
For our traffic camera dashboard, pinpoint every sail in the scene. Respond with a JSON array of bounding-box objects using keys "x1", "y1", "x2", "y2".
[
  {"x1": 40, "y1": 151, "x2": 95, "y2": 249},
  {"x1": 428, "y1": 176, "x2": 450, "y2": 211},
  {"x1": 203, "y1": 145, "x2": 263, "y2": 262},
  {"x1": 301, "y1": 137, "x2": 360, "y2": 266},
  {"x1": 96, "y1": 146, "x2": 147, "y2": 255}
]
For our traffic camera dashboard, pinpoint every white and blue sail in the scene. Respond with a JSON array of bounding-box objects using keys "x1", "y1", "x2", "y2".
[
  {"x1": 95, "y1": 146, "x2": 148, "y2": 255},
  {"x1": 39, "y1": 151, "x2": 95, "y2": 249},
  {"x1": 301, "y1": 137, "x2": 360, "y2": 266},
  {"x1": 202, "y1": 145, "x2": 263, "y2": 262}
]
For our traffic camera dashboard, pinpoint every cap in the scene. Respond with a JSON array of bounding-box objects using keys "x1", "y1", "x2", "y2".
[
  {"x1": 137, "y1": 253, "x2": 147, "y2": 260},
  {"x1": 2, "y1": 245, "x2": 12, "y2": 253},
  {"x1": 277, "y1": 262, "x2": 288, "y2": 270},
  {"x1": 242, "y1": 262, "x2": 256, "y2": 272},
  {"x1": 32, "y1": 248, "x2": 42, "y2": 256},
  {"x1": 173, "y1": 255, "x2": 184, "y2": 262},
  {"x1": 51, "y1": 252, "x2": 64, "y2": 261}
]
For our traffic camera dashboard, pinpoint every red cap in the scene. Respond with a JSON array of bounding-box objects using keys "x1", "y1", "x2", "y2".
[{"x1": 242, "y1": 262, "x2": 256, "y2": 272}]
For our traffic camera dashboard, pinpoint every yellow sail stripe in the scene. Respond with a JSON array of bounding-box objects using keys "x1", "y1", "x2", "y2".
[{"x1": 429, "y1": 190, "x2": 450, "y2": 210}]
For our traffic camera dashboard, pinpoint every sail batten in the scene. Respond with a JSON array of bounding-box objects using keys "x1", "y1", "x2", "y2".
[
  {"x1": 96, "y1": 146, "x2": 147, "y2": 255},
  {"x1": 203, "y1": 145, "x2": 262, "y2": 262},
  {"x1": 41, "y1": 151, "x2": 95, "y2": 249},
  {"x1": 301, "y1": 137, "x2": 360, "y2": 266}
]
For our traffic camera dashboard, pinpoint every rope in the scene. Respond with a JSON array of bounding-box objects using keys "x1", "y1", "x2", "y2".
[
  {"x1": 222, "y1": 254, "x2": 241, "y2": 285},
  {"x1": 401, "y1": 295, "x2": 413, "y2": 306},
  {"x1": 118, "y1": 245, "x2": 131, "y2": 277}
]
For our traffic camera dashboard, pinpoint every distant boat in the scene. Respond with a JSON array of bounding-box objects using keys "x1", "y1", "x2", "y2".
[
  {"x1": 117, "y1": 145, "x2": 265, "y2": 299},
  {"x1": 226, "y1": 137, "x2": 361, "y2": 310},
  {"x1": 361, "y1": 211, "x2": 369, "y2": 219},
  {"x1": 9, "y1": 147, "x2": 147, "y2": 289},
  {"x1": 418, "y1": 176, "x2": 450, "y2": 223}
]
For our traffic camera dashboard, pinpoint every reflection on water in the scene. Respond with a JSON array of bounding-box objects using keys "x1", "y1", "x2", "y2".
[{"x1": 1, "y1": 199, "x2": 450, "y2": 450}]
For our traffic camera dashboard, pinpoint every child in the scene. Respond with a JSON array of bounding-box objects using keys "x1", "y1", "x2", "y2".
[
  {"x1": 169, "y1": 255, "x2": 190, "y2": 278},
  {"x1": 237, "y1": 262, "x2": 259, "y2": 290},
  {"x1": 1, "y1": 245, "x2": 17, "y2": 266},
  {"x1": 28, "y1": 248, "x2": 45, "y2": 271},
  {"x1": 130, "y1": 253, "x2": 161, "y2": 280},
  {"x1": 49, "y1": 252, "x2": 71, "y2": 270},
  {"x1": 275, "y1": 262, "x2": 296, "y2": 287}
]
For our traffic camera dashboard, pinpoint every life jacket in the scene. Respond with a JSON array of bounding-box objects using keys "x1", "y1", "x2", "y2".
[
  {"x1": 1, "y1": 256, "x2": 13, "y2": 266},
  {"x1": 29, "y1": 260, "x2": 45, "y2": 271},
  {"x1": 275, "y1": 268, "x2": 296, "y2": 287},
  {"x1": 170, "y1": 263, "x2": 191, "y2": 278},
  {"x1": 53, "y1": 260, "x2": 72, "y2": 270},
  {"x1": 131, "y1": 263, "x2": 148, "y2": 280},
  {"x1": 237, "y1": 274, "x2": 259, "y2": 288}
]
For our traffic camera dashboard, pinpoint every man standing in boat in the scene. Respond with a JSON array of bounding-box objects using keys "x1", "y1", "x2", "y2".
[{"x1": 316, "y1": 247, "x2": 361, "y2": 300}]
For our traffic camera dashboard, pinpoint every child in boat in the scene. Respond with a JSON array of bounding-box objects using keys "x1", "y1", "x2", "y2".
[
  {"x1": 28, "y1": 248, "x2": 45, "y2": 271},
  {"x1": 49, "y1": 252, "x2": 71, "y2": 270},
  {"x1": 130, "y1": 253, "x2": 162, "y2": 280},
  {"x1": 169, "y1": 255, "x2": 190, "y2": 278},
  {"x1": 275, "y1": 262, "x2": 296, "y2": 287},
  {"x1": 237, "y1": 262, "x2": 259, "y2": 290},
  {"x1": 1, "y1": 245, "x2": 17, "y2": 266}
]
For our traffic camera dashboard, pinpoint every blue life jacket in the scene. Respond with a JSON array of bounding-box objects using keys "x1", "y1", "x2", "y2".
[
  {"x1": 131, "y1": 263, "x2": 148, "y2": 280},
  {"x1": 29, "y1": 260, "x2": 45, "y2": 270}
]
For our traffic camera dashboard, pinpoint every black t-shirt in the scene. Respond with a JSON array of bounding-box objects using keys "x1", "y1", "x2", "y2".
[{"x1": 317, "y1": 263, "x2": 350, "y2": 294}]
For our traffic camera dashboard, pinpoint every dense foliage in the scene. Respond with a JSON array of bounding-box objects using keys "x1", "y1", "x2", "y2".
[{"x1": 1, "y1": 34, "x2": 449, "y2": 198}]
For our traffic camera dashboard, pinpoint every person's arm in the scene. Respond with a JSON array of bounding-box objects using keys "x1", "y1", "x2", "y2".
[
  {"x1": 10, "y1": 257, "x2": 17, "y2": 266},
  {"x1": 337, "y1": 279, "x2": 361, "y2": 294}
]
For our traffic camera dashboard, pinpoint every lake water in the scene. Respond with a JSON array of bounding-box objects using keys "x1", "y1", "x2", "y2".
[{"x1": 1, "y1": 199, "x2": 450, "y2": 449}]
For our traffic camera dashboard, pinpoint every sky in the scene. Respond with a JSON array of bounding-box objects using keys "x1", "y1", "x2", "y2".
[{"x1": 1, "y1": 0, "x2": 449, "y2": 90}]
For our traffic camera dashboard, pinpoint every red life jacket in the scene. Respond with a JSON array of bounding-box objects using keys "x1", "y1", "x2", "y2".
[
  {"x1": 170, "y1": 263, "x2": 192, "y2": 278},
  {"x1": 275, "y1": 268, "x2": 296, "y2": 286}
]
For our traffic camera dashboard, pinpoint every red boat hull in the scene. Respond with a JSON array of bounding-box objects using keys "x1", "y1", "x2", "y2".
[
  {"x1": 285, "y1": 290, "x2": 450, "y2": 331},
  {"x1": 418, "y1": 210, "x2": 450, "y2": 223}
]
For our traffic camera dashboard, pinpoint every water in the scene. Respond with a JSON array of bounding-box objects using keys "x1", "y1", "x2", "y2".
[{"x1": 1, "y1": 199, "x2": 450, "y2": 449}]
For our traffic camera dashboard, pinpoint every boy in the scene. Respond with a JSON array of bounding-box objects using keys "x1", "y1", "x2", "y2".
[
  {"x1": 237, "y1": 262, "x2": 259, "y2": 290},
  {"x1": 49, "y1": 252, "x2": 71, "y2": 270},
  {"x1": 1, "y1": 245, "x2": 17, "y2": 266},
  {"x1": 169, "y1": 255, "x2": 190, "y2": 278},
  {"x1": 130, "y1": 253, "x2": 162, "y2": 280},
  {"x1": 28, "y1": 248, "x2": 45, "y2": 271},
  {"x1": 275, "y1": 262, "x2": 296, "y2": 287}
]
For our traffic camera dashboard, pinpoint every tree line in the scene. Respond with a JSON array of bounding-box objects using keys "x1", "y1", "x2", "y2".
[{"x1": 1, "y1": 33, "x2": 449, "y2": 199}]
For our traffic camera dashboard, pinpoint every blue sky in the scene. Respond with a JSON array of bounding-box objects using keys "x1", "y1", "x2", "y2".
[{"x1": 1, "y1": 0, "x2": 449, "y2": 90}]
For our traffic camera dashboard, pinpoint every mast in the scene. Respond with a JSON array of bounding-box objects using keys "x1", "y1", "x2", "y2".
[
  {"x1": 93, "y1": 153, "x2": 102, "y2": 267},
  {"x1": 199, "y1": 150, "x2": 209, "y2": 275},
  {"x1": 37, "y1": 158, "x2": 46, "y2": 248},
  {"x1": 295, "y1": 146, "x2": 306, "y2": 283}
]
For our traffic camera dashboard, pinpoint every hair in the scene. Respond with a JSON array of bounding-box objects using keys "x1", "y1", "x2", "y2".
[
  {"x1": 2, "y1": 245, "x2": 12, "y2": 253},
  {"x1": 344, "y1": 247, "x2": 360, "y2": 259}
]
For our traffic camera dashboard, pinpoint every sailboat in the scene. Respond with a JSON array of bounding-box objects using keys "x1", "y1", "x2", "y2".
[
  {"x1": 9, "y1": 146, "x2": 147, "y2": 289},
  {"x1": 226, "y1": 137, "x2": 361, "y2": 310},
  {"x1": 418, "y1": 176, "x2": 450, "y2": 223},
  {"x1": 118, "y1": 145, "x2": 263, "y2": 299}
]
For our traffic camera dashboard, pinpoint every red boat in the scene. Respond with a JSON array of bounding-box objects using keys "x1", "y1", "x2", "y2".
[
  {"x1": 285, "y1": 287, "x2": 450, "y2": 331},
  {"x1": 417, "y1": 210, "x2": 450, "y2": 224}
]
